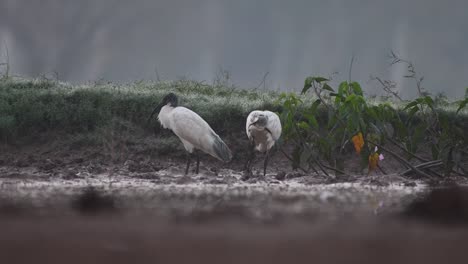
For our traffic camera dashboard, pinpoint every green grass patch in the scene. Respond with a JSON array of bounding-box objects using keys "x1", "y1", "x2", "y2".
[{"x1": 0, "y1": 77, "x2": 281, "y2": 143}]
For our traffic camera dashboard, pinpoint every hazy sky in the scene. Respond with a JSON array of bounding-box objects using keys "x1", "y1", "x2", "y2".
[{"x1": 0, "y1": 0, "x2": 467, "y2": 98}]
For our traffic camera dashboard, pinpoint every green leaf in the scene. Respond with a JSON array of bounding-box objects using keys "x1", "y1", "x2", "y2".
[
  {"x1": 310, "y1": 99, "x2": 321, "y2": 113},
  {"x1": 304, "y1": 112, "x2": 318, "y2": 129},
  {"x1": 302, "y1": 76, "x2": 330, "y2": 94},
  {"x1": 313, "y1": 77, "x2": 330, "y2": 83},
  {"x1": 366, "y1": 107, "x2": 378, "y2": 121},
  {"x1": 345, "y1": 93, "x2": 357, "y2": 103},
  {"x1": 322, "y1": 83, "x2": 335, "y2": 92},
  {"x1": 415, "y1": 97, "x2": 425, "y2": 104},
  {"x1": 456, "y1": 98, "x2": 468, "y2": 114},
  {"x1": 309, "y1": 115, "x2": 319, "y2": 128},
  {"x1": 350, "y1": 82, "x2": 363, "y2": 96},
  {"x1": 403, "y1": 100, "x2": 419, "y2": 111},
  {"x1": 302, "y1": 77, "x2": 313, "y2": 94},
  {"x1": 338, "y1": 82, "x2": 348, "y2": 96},
  {"x1": 338, "y1": 104, "x2": 347, "y2": 115},
  {"x1": 297, "y1": 121, "x2": 310, "y2": 130},
  {"x1": 423, "y1": 96, "x2": 434, "y2": 106},
  {"x1": 408, "y1": 106, "x2": 419, "y2": 119},
  {"x1": 328, "y1": 115, "x2": 337, "y2": 129},
  {"x1": 347, "y1": 115, "x2": 358, "y2": 132}
]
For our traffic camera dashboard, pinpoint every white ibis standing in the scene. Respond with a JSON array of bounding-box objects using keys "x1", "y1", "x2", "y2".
[
  {"x1": 244, "y1": 110, "x2": 282, "y2": 178},
  {"x1": 148, "y1": 93, "x2": 232, "y2": 175}
]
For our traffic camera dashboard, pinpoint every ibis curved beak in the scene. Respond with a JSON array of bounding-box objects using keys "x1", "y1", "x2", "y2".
[{"x1": 146, "y1": 102, "x2": 163, "y2": 126}]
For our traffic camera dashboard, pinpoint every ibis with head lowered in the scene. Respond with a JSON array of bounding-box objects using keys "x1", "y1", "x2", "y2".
[
  {"x1": 245, "y1": 110, "x2": 282, "y2": 178},
  {"x1": 148, "y1": 93, "x2": 232, "y2": 175}
]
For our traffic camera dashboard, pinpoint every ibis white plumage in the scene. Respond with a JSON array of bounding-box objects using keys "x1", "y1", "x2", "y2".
[
  {"x1": 245, "y1": 110, "x2": 282, "y2": 177},
  {"x1": 148, "y1": 93, "x2": 232, "y2": 175}
]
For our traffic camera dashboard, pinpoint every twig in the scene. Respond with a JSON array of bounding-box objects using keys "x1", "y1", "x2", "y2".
[
  {"x1": 53, "y1": 71, "x2": 60, "y2": 82},
  {"x1": 255, "y1": 72, "x2": 269, "y2": 90},
  {"x1": 427, "y1": 169, "x2": 444, "y2": 178},
  {"x1": 1, "y1": 42, "x2": 10, "y2": 79},
  {"x1": 154, "y1": 66, "x2": 161, "y2": 82},
  {"x1": 389, "y1": 51, "x2": 428, "y2": 97},
  {"x1": 278, "y1": 147, "x2": 308, "y2": 173},
  {"x1": 401, "y1": 158, "x2": 465, "y2": 177},
  {"x1": 389, "y1": 50, "x2": 401, "y2": 65},
  {"x1": 377, "y1": 77, "x2": 403, "y2": 101},
  {"x1": 319, "y1": 162, "x2": 350, "y2": 177},
  {"x1": 401, "y1": 160, "x2": 443, "y2": 175},
  {"x1": 377, "y1": 164, "x2": 387, "y2": 175},
  {"x1": 4, "y1": 42, "x2": 9, "y2": 78},
  {"x1": 457, "y1": 165, "x2": 468, "y2": 176},
  {"x1": 387, "y1": 137, "x2": 430, "y2": 162},
  {"x1": 307, "y1": 161, "x2": 319, "y2": 174},
  {"x1": 348, "y1": 54, "x2": 355, "y2": 83},
  {"x1": 306, "y1": 146, "x2": 331, "y2": 177},
  {"x1": 418, "y1": 159, "x2": 443, "y2": 166}
]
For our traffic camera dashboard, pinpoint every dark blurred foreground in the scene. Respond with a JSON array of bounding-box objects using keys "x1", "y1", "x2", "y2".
[
  {"x1": 1, "y1": 216, "x2": 468, "y2": 264},
  {"x1": 1, "y1": 186, "x2": 468, "y2": 264}
]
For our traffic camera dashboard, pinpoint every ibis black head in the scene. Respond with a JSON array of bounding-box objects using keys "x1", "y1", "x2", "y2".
[
  {"x1": 161, "y1": 92, "x2": 178, "y2": 107},
  {"x1": 249, "y1": 113, "x2": 268, "y2": 129},
  {"x1": 255, "y1": 114, "x2": 268, "y2": 127},
  {"x1": 147, "y1": 93, "x2": 179, "y2": 125}
]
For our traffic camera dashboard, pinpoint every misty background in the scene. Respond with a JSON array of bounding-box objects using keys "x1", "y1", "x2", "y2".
[{"x1": 0, "y1": 0, "x2": 466, "y2": 99}]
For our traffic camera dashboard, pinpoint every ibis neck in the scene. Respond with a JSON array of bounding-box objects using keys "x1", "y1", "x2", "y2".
[
  {"x1": 249, "y1": 124, "x2": 272, "y2": 135},
  {"x1": 158, "y1": 104, "x2": 175, "y2": 129},
  {"x1": 162, "y1": 104, "x2": 174, "y2": 110}
]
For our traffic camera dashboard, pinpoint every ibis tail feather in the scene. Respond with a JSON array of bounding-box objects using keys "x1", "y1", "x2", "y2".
[{"x1": 211, "y1": 133, "x2": 232, "y2": 162}]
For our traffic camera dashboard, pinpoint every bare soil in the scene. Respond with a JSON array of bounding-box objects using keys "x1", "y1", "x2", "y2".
[{"x1": 1, "y1": 136, "x2": 468, "y2": 264}]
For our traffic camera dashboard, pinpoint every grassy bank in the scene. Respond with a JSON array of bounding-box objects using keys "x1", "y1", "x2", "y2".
[{"x1": 0, "y1": 77, "x2": 281, "y2": 142}]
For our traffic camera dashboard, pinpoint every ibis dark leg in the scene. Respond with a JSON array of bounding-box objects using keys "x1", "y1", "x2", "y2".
[
  {"x1": 185, "y1": 152, "x2": 191, "y2": 175},
  {"x1": 242, "y1": 143, "x2": 256, "y2": 181},
  {"x1": 195, "y1": 152, "x2": 200, "y2": 174},
  {"x1": 263, "y1": 150, "x2": 270, "y2": 177},
  {"x1": 244, "y1": 142, "x2": 256, "y2": 173}
]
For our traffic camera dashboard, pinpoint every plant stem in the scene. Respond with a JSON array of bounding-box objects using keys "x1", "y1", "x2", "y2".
[
  {"x1": 319, "y1": 162, "x2": 350, "y2": 177},
  {"x1": 278, "y1": 147, "x2": 308, "y2": 173},
  {"x1": 401, "y1": 160, "x2": 442, "y2": 175},
  {"x1": 387, "y1": 137, "x2": 429, "y2": 162}
]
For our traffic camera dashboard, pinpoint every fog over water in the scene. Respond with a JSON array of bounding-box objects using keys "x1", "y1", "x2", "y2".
[{"x1": 1, "y1": 0, "x2": 467, "y2": 98}]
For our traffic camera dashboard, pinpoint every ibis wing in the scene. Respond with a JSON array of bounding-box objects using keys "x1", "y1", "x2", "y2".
[
  {"x1": 171, "y1": 107, "x2": 214, "y2": 150},
  {"x1": 171, "y1": 107, "x2": 231, "y2": 161},
  {"x1": 264, "y1": 111, "x2": 282, "y2": 141},
  {"x1": 245, "y1": 110, "x2": 261, "y2": 141}
]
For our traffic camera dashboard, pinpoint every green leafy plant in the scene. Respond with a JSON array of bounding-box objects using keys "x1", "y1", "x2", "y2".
[{"x1": 279, "y1": 74, "x2": 467, "y2": 178}]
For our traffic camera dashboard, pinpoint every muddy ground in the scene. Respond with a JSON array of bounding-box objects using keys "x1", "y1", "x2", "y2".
[{"x1": 1, "y1": 136, "x2": 468, "y2": 264}]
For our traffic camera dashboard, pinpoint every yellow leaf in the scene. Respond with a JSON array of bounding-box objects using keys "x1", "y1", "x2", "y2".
[
  {"x1": 352, "y1": 132, "x2": 364, "y2": 155},
  {"x1": 368, "y1": 152, "x2": 380, "y2": 173}
]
